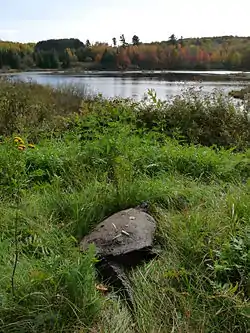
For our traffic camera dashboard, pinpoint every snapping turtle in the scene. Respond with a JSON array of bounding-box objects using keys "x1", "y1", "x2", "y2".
[{"x1": 80, "y1": 204, "x2": 158, "y2": 307}]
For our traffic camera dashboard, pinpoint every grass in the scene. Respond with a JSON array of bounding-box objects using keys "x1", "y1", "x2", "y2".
[
  {"x1": 0, "y1": 80, "x2": 250, "y2": 332},
  {"x1": 0, "y1": 77, "x2": 90, "y2": 141}
]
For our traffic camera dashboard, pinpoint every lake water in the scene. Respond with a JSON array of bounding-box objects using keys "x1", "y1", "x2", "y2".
[{"x1": 12, "y1": 71, "x2": 248, "y2": 100}]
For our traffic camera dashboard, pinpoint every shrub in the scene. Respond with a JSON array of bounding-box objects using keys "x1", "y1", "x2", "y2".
[{"x1": 136, "y1": 88, "x2": 250, "y2": 149}]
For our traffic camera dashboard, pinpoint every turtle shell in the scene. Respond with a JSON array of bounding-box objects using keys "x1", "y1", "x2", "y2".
[{"x1": 80, "y1": 208, "x2": 156, "y2": 261}]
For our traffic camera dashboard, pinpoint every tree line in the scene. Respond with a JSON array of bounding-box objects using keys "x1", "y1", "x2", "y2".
[{"x1": 1, "y1": 35, "x2": 250, "y2": 71}]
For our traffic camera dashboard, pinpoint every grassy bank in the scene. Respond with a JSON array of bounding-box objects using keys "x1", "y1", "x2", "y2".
[{"x1": 0, "y1": 79, "x2": 250, "y2": 332}]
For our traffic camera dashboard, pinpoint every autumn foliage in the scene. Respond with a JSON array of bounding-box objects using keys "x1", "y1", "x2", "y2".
[{"x1": 1, "y1": 35, "x2": 250, "y2": 70}]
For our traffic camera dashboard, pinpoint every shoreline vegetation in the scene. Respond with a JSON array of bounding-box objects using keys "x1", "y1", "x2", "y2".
[
  {"x1": 229, "y1": 86, "x2": 250, "y2": 99},
  {"x1": 2, "y1": 68, "x2": 250, "y2": 83},
  {"x1": 1, "y1": 35, "x2": 250, "y2": 74},
  {"x1": 0, "y1": 78, "x2": 250, "y2": 332}
]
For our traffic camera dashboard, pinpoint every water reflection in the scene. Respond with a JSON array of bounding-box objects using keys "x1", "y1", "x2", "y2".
[{"x1": 11, "y1": 72, "x2": 248, "y2": 100}]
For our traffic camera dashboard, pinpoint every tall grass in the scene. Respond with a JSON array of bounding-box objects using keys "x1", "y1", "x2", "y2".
[
  {"x1": 136, "y1": 88, "x2": 250, "y2": 149},
  {"x1": 0, "y1": 81, "x2": 250, "y2": 332},
  {"x1": 0, "y1": 78, "x2": 87, "y2": 141},
  {"x1": 1, "y1": 79, "x2": 250, "y2": 149}
]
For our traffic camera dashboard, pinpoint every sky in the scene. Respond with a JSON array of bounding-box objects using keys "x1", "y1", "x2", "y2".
[{"x1": 0, "y1": 0, "x2": 249, "y2": 44}]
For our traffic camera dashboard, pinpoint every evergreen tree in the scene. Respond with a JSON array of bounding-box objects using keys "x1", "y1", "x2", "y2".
[{"x1": 132, "y1": 35, "x2": 140, "y2": 46}]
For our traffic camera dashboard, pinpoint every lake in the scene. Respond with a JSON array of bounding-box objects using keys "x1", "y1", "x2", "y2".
[{"x1": 11, "y1": 71, "x2": 249, "y2": 100}]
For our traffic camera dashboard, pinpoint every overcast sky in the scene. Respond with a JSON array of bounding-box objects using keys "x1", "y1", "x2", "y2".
[{"x1": 0, "y1": 0, "x2": 249, "y2": 43}]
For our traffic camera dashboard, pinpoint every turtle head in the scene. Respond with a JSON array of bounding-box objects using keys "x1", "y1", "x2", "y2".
[{"x1": 136, "y1": 201, "x2": 149, "y2": 212}]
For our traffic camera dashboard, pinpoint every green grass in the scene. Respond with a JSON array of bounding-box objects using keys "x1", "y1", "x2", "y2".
[{"x1": 0, "y1": 81, "x2": 250, "y2": 332}]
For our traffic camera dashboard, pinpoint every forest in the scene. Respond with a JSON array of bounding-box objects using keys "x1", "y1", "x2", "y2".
[{"x1": 1, "y1": 35, "x2": 250, "y2": 71}]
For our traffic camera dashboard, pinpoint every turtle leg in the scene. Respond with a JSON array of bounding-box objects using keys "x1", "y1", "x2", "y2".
[{"x1": 97, "y1": 259, "x2": 134, "y2": 311}]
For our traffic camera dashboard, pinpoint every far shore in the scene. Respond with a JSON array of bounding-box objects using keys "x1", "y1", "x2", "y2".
[{"x1": 2, "y1": 68, "x2": 250, "y2": 82}]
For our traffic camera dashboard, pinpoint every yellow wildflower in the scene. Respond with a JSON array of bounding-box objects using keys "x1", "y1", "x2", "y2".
[
  {"x1": 28, "y1": 143, "x2": 35, "y2": 149},
  {"x1": 18, "y1": 144, "x2": 26, "y2": 151},
  {"x1": 14, "y1": 136, "x2": 25, "y2": 145}
]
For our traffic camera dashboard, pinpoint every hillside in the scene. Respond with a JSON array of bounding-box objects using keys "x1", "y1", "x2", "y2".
[{"x1": 1, "y1": 35, "x2": 250, "y2": 71}]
